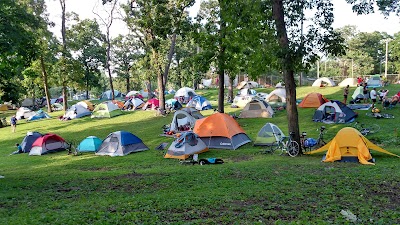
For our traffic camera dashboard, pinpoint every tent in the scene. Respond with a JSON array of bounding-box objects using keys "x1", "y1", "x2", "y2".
[
  {"x1": 164, "y1": 132, "x2": 209, "y2": 159},
  {"x1": 232, "y1": 88, "x2": 257, "y2": 108},
  {"x1": 91, "y1": 101, "x2": 122, "y2": 118},
  {"x1": 123, "y1": 98, "x2": 144, "y2": 110},
  {"x1": 51, "y1": 103, "x2": 63, "y2": 111},
  {"x1": 76, "y1": 100, "x2": 94, "y2": 111},
  {"x1": 186, "y1": 96, "x2": 212, "y2": 111},
  {"x1": 265, "y1": 88, "x2": 286, "y2": 105},
  {"x1": 201, "y1": 79, "x2": 212, "y2": 87},
  {"x1": 194, "y1": 113, "x2": 251, "y2": 150},
  {"x1": 298, "y1": 92, "x2": 329, "y2": 108},
  {"x1": 126, "y1": 91, "x2": 140, "y2": 98},
  {"x1": 20, "y1": 131, "x2": 43, "y2": 153},
  {"x1": 96, "y1": 131, "x2": 149, "y2": 156},
  {"x1": 112, "y1": 100, "x2": 124, "y2": 109},
  {"x1": 165, "y1": 99, "x2": 182, "y2": 111},
  {"x1": 77, "y1": 136, "x2": 102, "y2": 153},
  {"x1": 170, "y1": 108, "x2": 204, "y2": 132},
  {"x1": 142, "y1": 98, "x2": 160, "y2": 110},
  {"x1": 100, "y1": 90, "x2": 121, "y2": 100},
  {"x1": 21, "y1": 98, "x2": 35, "y2": 107},
  {"x1": 312, "y1": 77, "x2": 336, "y2": 87},
  {"x1": 254, "y1": 123, "x2": 285, "y2": 146},
  {"x1": 367, "y1": 75, "x2": 382, "y2": 88},
  {"x1": 0, "y1": 104, "x2": 8, "y2": 111},
  {"x1": 312, "y1": 100, "x2": 357, "y2": 124},
  {"x1": 64, "y1": 104, "x2": 91, "y2": 119},
  {"x1": 306, "y1": 127, "x2": 400, "y2": 165},
  {"x1": 239, "y1": 99, "x2": 274, "y2": 118},
  {"x1": 237, "y1": 81, "x2": 259, "y2": 89},
  {"x1": 27, "y1": 109, "x2": 51, "y2": 121},
  {"x1": 29, "y1": 133, "x2": 68, "y2": 155},
  {"x1": 351, "y1": 86, "x2": 364, "y2": 101},
  {"x1": 174, "y1": 87, "x2": 197, "y2": 104},
  {"x1": 16, "y1": 107, "x2": 35, "y2": 120},
  {"x1": 338, "y1": 78, "x2": 358, "y2": 87}
]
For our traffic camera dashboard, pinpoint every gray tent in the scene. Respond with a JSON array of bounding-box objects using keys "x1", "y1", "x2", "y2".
[
  {"x1": 164, "y1": 132, "x2": 209, "y2": 159},
  {"x1": 254, "y1": 123, "x2": 285, "y2": 146},
  {"x1": 96, "y1": 131, "x2": 149, "y2": 156},
  {"x1": 170, "y1": 108, "x2": 204, "y2": 132}
]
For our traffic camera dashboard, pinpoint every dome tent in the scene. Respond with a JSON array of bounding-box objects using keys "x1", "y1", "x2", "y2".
[
  {"x1": 254, "y1": 123, "x2": 285, "y2": 146},
  {"x1": 186, "y1": 96, "x2": 212, "y2": 111},
  {"x1": 164, "y1": 132, "x2": 209, "y2": 159},
  {"x1": 239, "y1": 99, "x2": 274, "y2": 118},
  {"x1": 174, "y1": 87, "x2": 197, "y2": 104},
  {"x1": 77, "y1": 136, "x2": 103, "y2": 153},
  {"x1": 29, "y1": 133, "x2": 68, "y2": 155},
  {"x1": 96, "y1": 131, "x2": 149, "y2": 156},
  {"x1": 312, "y1": 101, "x2": 357, "y2": 124},
  {"x1": 91, "y1": 101, "x2": 122, "y2": 118},
  {"x1": 194, "y1": 113, "x2": 251, "y2": 150},
  {"x1": 312, "y1": 77, "x2": 336, "y2": 87},
  {"x1": 306, "y1": 127, "x2": 400, "y2": 165},
  {"x1": 298, "y1": 92, "x2": 329, "y2": 108}
]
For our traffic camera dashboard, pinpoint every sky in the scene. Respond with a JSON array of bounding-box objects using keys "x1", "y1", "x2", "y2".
[{"x1": 45, "y1": 0, "x2": 400, "y2": 38}]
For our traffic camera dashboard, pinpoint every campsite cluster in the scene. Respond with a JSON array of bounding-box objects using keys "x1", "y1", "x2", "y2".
[{"x1": 5, "y1": 78, "x2": 400, "y2": 165}]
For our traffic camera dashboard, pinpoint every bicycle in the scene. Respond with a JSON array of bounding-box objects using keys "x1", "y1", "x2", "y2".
[
  {"x1": 352, "y1": 121, "x2": 380, "y2": 136},
  {"x1": 262, "y1": 131, "x2": 300, "y2": 157},
  {"x1": 300, "y1": 126, "x2": 327, "y2": 153},
  {"x1": 365, "y1": 112, "x2": 394, "y2": 119}
]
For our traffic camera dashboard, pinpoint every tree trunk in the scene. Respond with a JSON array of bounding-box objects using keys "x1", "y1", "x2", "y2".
[
  {"x1": 106, "y1": 37, "x2": 115, "y2": 100},
  {"x1": 40, "y1": 55, "x2": 52, "y2": 113},
  {"x1": 126, "y1": 73, "x2": 130, "y2": 93},
  {"x1": 217, "y1": 9, "x2": 226, "y2": 113},
  {"x1": 85, "y1": 68, "x2": 89, "y2": 100},
  {"x1": 60, "y1": 0, "x2": 68, "y2": 111},
  {"x1": 272, "y1": 0, "x2": 301, "y2": 151},
  {"x1": 146, "y1": 79, "x2": 152, "y2": 100},
  {"x1": 163, "y1": 33, "x2": 176, "y2": 87},
  {"x1": 152, "y1": 49, "x2": 165, "y2": 111},
  {"x1": 229, "y1": 76, "x2": 234, "y2": 102}
]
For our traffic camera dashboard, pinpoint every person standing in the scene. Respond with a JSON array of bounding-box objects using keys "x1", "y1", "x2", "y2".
[
  {"x1": 343, "y1": 85, "x2": 349, "y2": 104},
  {"x1": 10, "y1": 115, "x2": 17, "y2": 133},
  {"x1": 363, "y1": 84, "x2": 369, "y2": 103},
  {"x1": 370, "y1": 88, "x2": 377, "y2": 108}
]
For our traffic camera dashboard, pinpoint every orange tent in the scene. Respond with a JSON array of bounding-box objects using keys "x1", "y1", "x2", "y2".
[
  {"x1": 112, "y1": 100, "x2": 124, "y2": 109},
  {"x1": 193, "y1": 113, "x2": 251, "y2": 149},
  {"x1": 298, "y1": 92, "x2": 329, "y2": 108}
]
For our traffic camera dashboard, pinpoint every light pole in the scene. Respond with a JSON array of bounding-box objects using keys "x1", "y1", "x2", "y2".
[{"x1": 384, "y1": 39, "x2": 391, "y2": 78}]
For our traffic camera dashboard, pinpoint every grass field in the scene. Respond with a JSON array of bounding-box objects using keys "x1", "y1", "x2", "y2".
[{"x1": 1, "y1": 85, "x2": 399, "y2": 224}]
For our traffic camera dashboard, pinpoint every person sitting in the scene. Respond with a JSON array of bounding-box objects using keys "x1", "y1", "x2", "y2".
[{"x1": 10, "y1": 143, "x2": 23, "y2": 155}]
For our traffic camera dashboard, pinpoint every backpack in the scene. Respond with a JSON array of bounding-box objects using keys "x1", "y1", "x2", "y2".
[{"x1": 304, "y1": 138, "x2": 317, "y2": 147}]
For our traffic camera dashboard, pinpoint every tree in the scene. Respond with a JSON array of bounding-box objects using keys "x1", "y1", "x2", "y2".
[
  {"x1": 271, "y1": 0, "x2": 345, "y2": 150},
  {"x1": 112, "y1": 34, "x2": 142, "y2": 93},
  {"x1": 96, "y1": 0, "x2": 119, "y2": 100},
  {"x1": 124, "y1": 0, "x2": 195, "y2": 112},
  {"x1": 68, "y1": 18, "x2": 106, "y2": 99},
  {"x1": 0, "y1": 0, "x2": 40, "y2": 102}
]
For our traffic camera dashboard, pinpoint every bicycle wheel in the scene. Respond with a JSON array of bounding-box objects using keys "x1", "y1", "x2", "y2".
[
  {"x1": 287, "y1": 141, "x2": 299, "y2": 157},
  {"x1": 273, "y1": 144, "x2": 284, "y2": 155},
  {"x1": 359, "y1": 128, "x2": 369, "y2": 136},
  {"x1": 368, "y1": 124, "x2": 380, "y2": 133}
]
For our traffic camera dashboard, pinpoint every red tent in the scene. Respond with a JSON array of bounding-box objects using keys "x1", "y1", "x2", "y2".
[
  {"x1": 143, "y1": 98, "x2": 160, "y2": 110},
  {"x1": 29, "y1": 133, "x2": 68, "y2": 155}
]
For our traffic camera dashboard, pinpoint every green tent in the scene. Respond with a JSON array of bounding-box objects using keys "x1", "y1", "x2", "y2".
[
  {"x1": 254, "y1": 123, "x2": 285, "y2": 146},
  {"x1": 91, "y1": 101, "x2": 122, "y2": 118}
]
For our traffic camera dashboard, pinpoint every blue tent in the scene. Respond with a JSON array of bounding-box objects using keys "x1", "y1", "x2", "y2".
[
  {"x1": 20, "y1": 131, "x2": 42, "y2": 153},
  {"x1": 77, "y1": 136, "x2": 103, "y2": 153},
  {"x1": 186, "y1": 96, "x2": 212, "y2": 111},
  {"x1": 100, "y1": 90, "x2": 121, "y2": 100},
  {"x1": 27, "y1": 110, "x2": 51, "y2": 121},
  {"x1": 96, "y1": 131, "x2": 149, "y2": 156},
  {"x1": 165, "y1": 99, "x2": 182, "y2": 110}
]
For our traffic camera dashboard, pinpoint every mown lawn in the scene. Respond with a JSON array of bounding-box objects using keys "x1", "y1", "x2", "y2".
[{"x1": 0, "y1": 85, "x2": 399, "y2": 224}]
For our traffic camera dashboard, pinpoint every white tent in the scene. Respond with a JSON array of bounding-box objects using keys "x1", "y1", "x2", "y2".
[
  {"x1": 201, "y1": 79, "x2": 212, "y2": 87},
  {"x1": 64, "y1": 104, "x2": 91, "y2": 119},
  {"x1": 174, "y1": 87, "x2": 197, "y2": 103},
  {"x1": 16, "y1": 107, "x2": 35, "y2": 120},
  {"x1": 237, "y1": 81, "x2": 259, "y2": 89},
  {"x1": 312, "y1": 77, "x2": 336, "y2": 87},
  {"x1": 265, "y1": 88, "x2": 286, "y2": 103},
  {"x1": 126, "y1": 91, "x2": 140, "y2": 97},
  {"x1": 338, "y1": 78, "x2": 358, "y2": 87}
]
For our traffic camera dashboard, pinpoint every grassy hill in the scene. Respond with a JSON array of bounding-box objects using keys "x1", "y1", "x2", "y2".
[{"x1": 0, "y1": 85, "x2": 399, "y2": 224}]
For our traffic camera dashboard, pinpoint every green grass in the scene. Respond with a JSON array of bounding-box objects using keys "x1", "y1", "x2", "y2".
[{"x1": 1, "y1": 85, "x2": 400, "y2": 224}]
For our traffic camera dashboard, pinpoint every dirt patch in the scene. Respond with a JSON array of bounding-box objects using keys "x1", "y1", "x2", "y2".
[
  {"x1": 231, "y1": 155, "x2": 253, "y2": 162},
  {"x1": 57, "y1": 187, "x2": 81, "y2": 192},
  {"x1": 79, "y1": 167, "x2": 112, "y2": 171},
  {"x1": 114, "y1": 172, "x2": 144, "y2": 179}
]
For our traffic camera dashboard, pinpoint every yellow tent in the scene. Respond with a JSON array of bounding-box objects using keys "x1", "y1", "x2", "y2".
[
  {"x1": 306, "y1": 127, "x2": 400, "y2": 165},
  {"x1": 0, "y1": 104, "x2": 8, "y2": 111}
]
